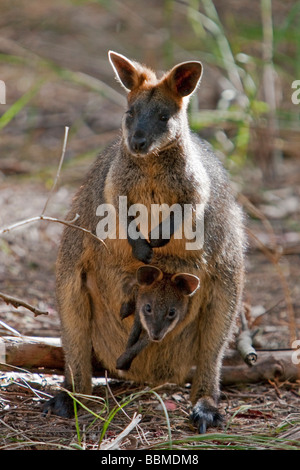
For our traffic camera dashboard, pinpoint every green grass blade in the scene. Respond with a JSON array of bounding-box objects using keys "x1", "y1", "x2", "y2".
[{"x1": 0, "y1": 79, "x2": 44, "y2": 131}]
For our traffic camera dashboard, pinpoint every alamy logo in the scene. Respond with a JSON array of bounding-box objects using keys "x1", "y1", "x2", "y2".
[
  {"x1": 291, "y1": 80, "x2": 300, "y2": 105},
  {"x1": 291, "y1": 339, "x2": 300, "y2": 365},
  {"x1": 0, "y1": 80, "x2": 6, "y2": 104},
  {"x1": 96, "y1": 196, "x2": 205, "y2": 250}
]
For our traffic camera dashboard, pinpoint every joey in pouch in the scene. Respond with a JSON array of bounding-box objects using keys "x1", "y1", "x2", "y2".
[{"x1": 116, "y1": 265, "x2": 200, "y2": 371}]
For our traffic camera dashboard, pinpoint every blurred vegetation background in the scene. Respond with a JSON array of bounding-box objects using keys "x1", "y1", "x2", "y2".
[
  {"x1": 0, "y1": 0, "x2": 299, "y2": 185},
  {"x1": 0, "y1": 0, "x2": 299, "y2": 345},
  {"x1": 0, "y1": 2, "x2": 300, "y2": 449}
]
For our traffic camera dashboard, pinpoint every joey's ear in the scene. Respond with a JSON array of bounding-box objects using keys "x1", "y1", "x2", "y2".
[
  {"x1": 171, "y1": 273, "x2": 200, "y2": 296},
  {"x1": 108, "y1": 51, "x2": 140, "y2": 91},
  {"x1": 165, "y1": 61, "x2": 203, "y2": 98},
  {"x1": 136, "y1": 265, "x2": 163, "y2": 286}
]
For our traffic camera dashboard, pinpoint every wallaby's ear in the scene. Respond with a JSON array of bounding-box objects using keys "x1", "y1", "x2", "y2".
[
  {"x1": 137, "y1": 265, "x2": 163, "y2": 286},
  {"x1": 108, "y1": 51, "x2": 140, "y2": 91},
  {"x1": 165, "y1": 61, "x2": 203, "y2": 98},
  {"x1": 171, "y1": 273, "x2": 200, "y2": 296}
]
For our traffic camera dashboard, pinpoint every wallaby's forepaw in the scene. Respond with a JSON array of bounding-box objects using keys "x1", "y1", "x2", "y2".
[
  {"x1": 190, "y1": 398, "x2": 224, "y2": 434},
  {"x1": 148, "y1": 233, "x2": 171, "y2": 248},
  {"x1": 43, "y1": 391, "x2": 74, "y2": 419},
  {"x1": 131, "y1": 240, "x2": 153, "y2": 264}
]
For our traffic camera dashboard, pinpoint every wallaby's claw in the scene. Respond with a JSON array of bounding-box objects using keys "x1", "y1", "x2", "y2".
[{"x1": 190, "y1": 398, "x2": 224, "y2": 434}]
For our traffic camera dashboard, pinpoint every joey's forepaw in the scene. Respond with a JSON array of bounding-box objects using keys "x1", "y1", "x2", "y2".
[
  {"x1": 42, "y1": 391, "x2": 74, "y2": 419},
  {"x1": 116, "y1": 354, "x2": 131, "y2": 371},
  {"x1": 191, "y1": 398, "x2": 224, "y2": 434}
]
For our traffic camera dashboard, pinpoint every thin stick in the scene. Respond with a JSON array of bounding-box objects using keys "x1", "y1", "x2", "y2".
[
  {"x1": 0, "y1": 319, "x2": 22, "y2": 336},
  {"x1": 0, "y1": 127, "x2": 108, "y2": 322},
  {"x1": 104, "y1": 370, "x2": 131, "y2": 420},
  {"x1": 0, "y1": 212, "x2": 107, "y2": 249},
  {"x1": 236, "y1": 309, "x2": 258, "y2": 366},
  {"x1": 246, "y1": 227, "x2": 296, "y2": 343},
  {"x1": 239, "y1": 193, "x2": 297, "y2": 344},
  {"x1": 104, "y1": 370, "x2": 147, "y2": 446},
  {"x1": 0, "y1": 292, "x2": 49, "y2": 317},
  {"x1": 100, "y1": 412, "x2": 142, "y2": 450},
  {"x1": 41, "y1": 126, "x2": 69, "y2": 216}
]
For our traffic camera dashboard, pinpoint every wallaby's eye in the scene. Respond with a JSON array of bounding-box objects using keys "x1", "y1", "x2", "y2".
[
  {"x1": 168, "y1": 308, "x2": 176, "y2": 319},
  {"x1": 144, "y1": 304, "x2": 152, "y2": 314},
  {"x1": 159, "y1": 114, "x2": 169, "y2": 122}
]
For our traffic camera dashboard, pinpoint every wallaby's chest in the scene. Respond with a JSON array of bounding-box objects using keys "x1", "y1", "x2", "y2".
[
  {"x1": 128, "y1": 174, "x2": 178, "y2": 207},
  {"x1": 105, "y1": 161, "x2": 184, "y2": 207}
]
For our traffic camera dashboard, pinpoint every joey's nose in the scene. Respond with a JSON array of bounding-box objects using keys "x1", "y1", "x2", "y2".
[
  {"x1": 150, "y1": 332, "x2": 163, "y2": 342},
  {"x1": 131, "y1": 131, "x2": 147, "y2": 153}
]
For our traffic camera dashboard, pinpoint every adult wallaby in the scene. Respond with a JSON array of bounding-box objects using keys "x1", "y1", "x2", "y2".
[
  {"x1": 43, "y1": 51, "x2": 245, "y2": 434},
  {"x1": 116, "y1": 265, "x2": 200, "y2": 371}
]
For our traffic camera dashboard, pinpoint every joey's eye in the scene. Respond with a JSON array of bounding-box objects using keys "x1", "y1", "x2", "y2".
[
  {"x1": 168, "y1": 308, "x2": 176, "y2": 319},
  {"x1": 159, "y1": 114, "x2": 169, "y2": 122},
  {"x1": 144, "y1": 304, "x2": 152, "y2": 314},
  {"x1": 126, "y1": 108, "x2": 134, "y2": 118}
]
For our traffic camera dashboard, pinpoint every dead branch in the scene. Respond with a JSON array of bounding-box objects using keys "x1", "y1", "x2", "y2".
[
  {"x1": 1, "y1": 336, "x2": 299, "y2": 385},
  {"x1": 221, "y1": 348, "x2": 300, "y2": 385},
  {"x1": 0, "y1": 336, "x2": 64, "y2": 371},
  {"x1": 0, "y1": 127, "x2": 108, "y2": 323},
  {"x1": 0, "y1": 126, "x2": 107, "y2": 247},
  {"x1": 100, "y1": 413, "x2": 142, "y2": 450},
  {"x1": 236, "y1": 308, "x2": 258, "y2": 366},
  {"x1": 0, "y1": 213, "x2": 107, "y2": 249},
  {"x1": 238, "y1": 193, "x2": 297, "y2": 343},
  {"x1": 0, "y1": 293, "x2": 49, "y2": 317},
  {"x1": 41, "y1": 126, "x2": 69, "y2": 216}
]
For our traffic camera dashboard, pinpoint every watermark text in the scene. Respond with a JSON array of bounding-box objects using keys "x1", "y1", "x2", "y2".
[
  {"x1": 96, "y1": 196, "x2": 204, "y2": 250},
  {"x1": 0, "y1": 80, "x2": 6, "y2": 104},
  {"x1": 292, "y1": 339, "x2": 300, "y2": 365},
  {"x1": 291, "y1": 80, "x2": 300, "y2": 105}
]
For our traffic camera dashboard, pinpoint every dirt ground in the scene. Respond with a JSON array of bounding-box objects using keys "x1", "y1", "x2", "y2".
[{"x1": 0, "y1": 0, "x2": 299, "y2": 450}]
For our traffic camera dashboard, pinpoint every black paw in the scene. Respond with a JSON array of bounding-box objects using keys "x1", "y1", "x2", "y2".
[
  {"x1": 131, "y1": 240, "x2": 153, "y2": 264},
  {"x1": 190, "y1": 398, "x2": 224, "y2": 434},
  {"x1": 148, "y1": 236, "x2": 171, "y2": 248},
  {"x1": 116, "y1": 354, "x2": 132, "y2": 371},
  {"x1": 43, "y1": 391, "x2": 74, "y2": 419},
  {"x1": 120, "y1": 300, "x2": 135, "y2": 319}
]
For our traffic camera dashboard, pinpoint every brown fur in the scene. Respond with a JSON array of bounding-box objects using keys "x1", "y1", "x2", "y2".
[{"x1": 44, "y1": 52, "x2": 245, "y2": 432}]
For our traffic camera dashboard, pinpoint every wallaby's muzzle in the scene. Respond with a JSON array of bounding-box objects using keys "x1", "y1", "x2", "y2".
[{"x1": 130, "y1": 129, "x2": 148, "y2": 155}]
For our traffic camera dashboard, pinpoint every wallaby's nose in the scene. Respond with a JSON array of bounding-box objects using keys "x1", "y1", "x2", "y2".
[{"x1": 131, "y1": 130, "x2": 147, "y2": 153}]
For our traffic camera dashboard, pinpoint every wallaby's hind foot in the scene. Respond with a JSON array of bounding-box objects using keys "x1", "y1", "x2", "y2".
[
  {"x1": 190, "y1": 397, "x2": 224, "y2": 434},
  {"x1": 43, "y1": 391, "x2": 75, "y2": 419}
]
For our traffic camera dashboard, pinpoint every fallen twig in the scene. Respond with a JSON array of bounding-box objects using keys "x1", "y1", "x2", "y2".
[
  {"x1": 0, "y1": 292, "x2": 49, "y2": 317},
  {"x1": 236, "y1": 308, "x2": 258, "y2": 366},
  {"x1": 238, "y1": 193, "x2": 297, "y2": 344},
  {"x1": 0, "y1": 126, "x2": 106, "y2": 247},
  {"x1": 0, "y1": 127, "x2": 108, "y2": 322},
  {"x1": 41, "y1": 126, "x2": 69, "y2": 216},
  {"x1": 100, "y1": 412, "x2": 142, "y2": 450},
  {"x1": 1, "y1": 335, "x2": 299, "y2": 385},
  {"x1": 0, "y1": 213, "x2": 106, "y2": 247}
]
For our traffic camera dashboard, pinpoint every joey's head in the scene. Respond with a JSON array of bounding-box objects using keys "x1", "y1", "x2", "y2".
[
  {"x1": 135, "y1": 265, "x2": 200, "y2": 342},
  {"x1": 108, "y1": 51, "x2": 202, "y2": 157}
]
